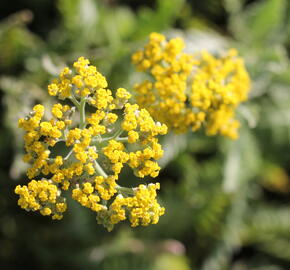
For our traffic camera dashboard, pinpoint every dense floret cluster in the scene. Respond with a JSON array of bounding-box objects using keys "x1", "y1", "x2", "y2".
[
  {"x1": 16, "y1": 57, "x2": 167, "y2": 231},
  {"x1": 15, "y1": 33, "x2": 251, "y2": 231},
  {"x1": 132, "y1": 33, "x2": 251, "y2": 139}
]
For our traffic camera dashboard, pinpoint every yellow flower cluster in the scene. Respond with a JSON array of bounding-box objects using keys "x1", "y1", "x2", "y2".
[
  {"x1": 16, "y1": 57, "x2": 167, "y2": 231},
  {"x1": 132, "y1": 32, "x2": 251, "y2": 139},
  {"x1": 15, "y1": 179, "x2": 66, "y2": 220},
  {"x1": 97, "y1": 183, "x2": 164, "y2": 231}
]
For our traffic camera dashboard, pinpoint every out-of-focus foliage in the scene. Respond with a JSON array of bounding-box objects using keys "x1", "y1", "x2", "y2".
[{"x1": 1, "y1": 0, "x2": 290, "y2": 269}]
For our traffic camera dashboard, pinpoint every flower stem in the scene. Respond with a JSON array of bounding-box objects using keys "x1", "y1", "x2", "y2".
[
  {"x1": 94, "y1": 160, "x2": 108, "y2": 178},
  {"x1": 70, "y1": 94, "x2": 80, "y2": 108},
  {"x1": 64, "y1": 148, "x2": 74, "y2": 161},
  {"x1": 92, "y1": 127, "x2": 124, "y2": 143},
  {"x1": 79, "y1": 98, "x2": 86, "y2": 129},
  {"x1": 116, "y1": 137, "x2": 128, "y2": 142},
  {"x1": 116, "y1": 185, "x2": 135, "y2": 196}
]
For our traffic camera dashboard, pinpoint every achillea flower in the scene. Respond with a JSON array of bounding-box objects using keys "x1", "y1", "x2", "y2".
[
  {"x1": 16, "y1": 57, "x2": 167, "y2": 231},
  {"x1": 132, "y1": 33, "x2": 251, "y2": 139}
]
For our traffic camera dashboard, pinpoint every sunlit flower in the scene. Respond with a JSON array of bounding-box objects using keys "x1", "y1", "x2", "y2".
[
  {"x1": 16, "y1": 57, "x2": 167, "y2": 231},
  {"x1": 132, "y1": 33, "x2": 251, "y2": 139}
]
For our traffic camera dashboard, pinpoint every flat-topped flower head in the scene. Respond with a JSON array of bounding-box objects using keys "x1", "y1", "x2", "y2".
[
  {"x1": 16, "y1": 57, "x2": 167, "y2": 231},
  {"x1": 97, "y1": 183, "x2": 164, "y2": 231},
  {"x1": 132, "y1": 33, "x2": 251, "y2": 139},
  {"x1": 15, "y1": 179, "x2": 66, "y2": 220}
]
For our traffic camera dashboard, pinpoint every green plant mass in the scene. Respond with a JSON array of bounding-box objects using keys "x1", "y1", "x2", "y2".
[{"x1": 1, "y1": 1, "x2": 290, "y2": 270}]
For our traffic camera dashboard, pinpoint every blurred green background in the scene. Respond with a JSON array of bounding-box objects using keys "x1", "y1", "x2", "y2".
[{"x1": 1, "y1": 0, "x2": 290, "y2": 269}]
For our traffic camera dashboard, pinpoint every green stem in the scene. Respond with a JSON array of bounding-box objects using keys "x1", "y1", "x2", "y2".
[
  {"x1": 110, "y1": 127, "x2": 123, "y2": 140},
  {"x1": 92, "y1": 127, "x2": 124, "y2": 143},
  {"x1": 64, "y1": 148, "x2": 74, "y2": 161},
  {"x1": 70, "y1": 94, "x2": 80, "y2": 109},
  {"x1": 94, "y1": 160, "x2": 108, "y2": 178},
  {"x1": 116, "y1": 185, "x2": 135, "y2": 196},
  {"x1": 79, "y1": 98, "x2": 86, "y2": 129},
  {"x1": 116, "y1": 137, "x2": 128, "y2": 142}
]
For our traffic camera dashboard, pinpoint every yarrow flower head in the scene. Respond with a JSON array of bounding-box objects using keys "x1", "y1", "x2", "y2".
[
  {"x1": 16, "y1": 57, "x2": 167, "y2": 231},
  {"x1": 132, "y1": 32, "x2": 251, "y2": 139}
]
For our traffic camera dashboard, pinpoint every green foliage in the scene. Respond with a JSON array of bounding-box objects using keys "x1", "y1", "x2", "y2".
[
  {"x1": 229, "y1": 0, "x2": 287, "y2": 45},
  {"x1": 1, "y1": 0, "x2": 290, "y2": 269}
]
